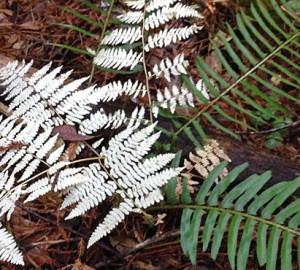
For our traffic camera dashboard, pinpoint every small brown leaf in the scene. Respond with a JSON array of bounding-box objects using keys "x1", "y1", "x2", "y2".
[
  {"x1": 51, "y1": 125, "x2": 96, "y2": 141},
  {"x1": 0, "y1": 141, "x2": 28, "y2": 153}
]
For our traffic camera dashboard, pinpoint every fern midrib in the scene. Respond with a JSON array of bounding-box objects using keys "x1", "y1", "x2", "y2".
[
  {"x1": 174, "y1": 30, "x2": 300, "y2": 137},
  {"x1": 149, "y1": 204, "x2": 300, "y2": 236},
  {"x1": 141, "y1": 4, "x2": 153, "y2": 123},
  {"x1": 88, "y1": 0, "x2": 116, "y2": 85}
]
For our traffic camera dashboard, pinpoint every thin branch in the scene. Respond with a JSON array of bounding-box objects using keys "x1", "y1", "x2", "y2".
[{"x1": 236, "y1": 119, "x2": 300, "y2": 135}]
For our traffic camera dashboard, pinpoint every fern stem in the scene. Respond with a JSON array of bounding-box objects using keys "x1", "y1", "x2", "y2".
[
  {"x1": 68, "y1": 156, "x2": 105, "y2": 165},
  {"x1": 174, "y1": 31, "x2": 300, "y2": 137},
  {"x1": 141, "y1": 4, "x2": 153, "y2": 123},
  {"x1": 148, "y1": 204, "x2": 300, "y2": 236},
  {"x1": 88, "y1": 0, "x2": 116, "y2": 86}
]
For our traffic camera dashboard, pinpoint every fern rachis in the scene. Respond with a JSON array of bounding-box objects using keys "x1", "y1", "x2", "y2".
[{"x1": 0, "y1": 60, "x2": 182, "y2": 265}]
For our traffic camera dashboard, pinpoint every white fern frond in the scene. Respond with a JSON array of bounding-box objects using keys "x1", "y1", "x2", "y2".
[
  {"x1": 47, "y1": 143, "x2": 65, "y2": 165},
  {"x1": 0, "y1": 185, "x2": 23, "y2": 220},
  {"x1": 150, "y1": 53, "x2": 188, "y2": 82},
  {"x1": 146, "y1": 0, "x2": 178, "y2": 12},
  {"x1": 0, "y1": 171, "x2": 9, "y2": 192},
  {"x1": 48, "y1": 161, "x2": 70, "y2": 175},
  {"x1": 87, "y1": 198, "x2": 134, "y2": 247},
  {"x1": 102, "y1": 123, "x2": 157, "y2": 169},
  {"x1": 131, "y1": 167, "x2": 182, "y2": 203},
  {"x1": 153, "y1": 85, "x2": 194, "y2": 117},
  {"x1": 117, "y1": 11, "x2": 143, "y2": 24},
  {"x1": 62, "y1": 163, "x2": 116, "y2": 219},
  {"x1": 54, "y1": 168, "x2": 89, "y2": 192},
  {"x1": 1, "y1": 61, "x2": 33, "y2": 99},
  {"x1": 145, "y1": 4, "x2": 202, "y2": 30},
  {"x1": 23, "y1": 177, "x2": 52, "y2": 203},
  {"x1": 0, "y1": 226, "x2": 24, "y2": 265},
  {"x1": 145, "y1": 24, "x2": 203, "y2": 51},
  {"x1": 102, "y1": 123, "x2": 171, "y2": 189},
  {"x1": 92, "y1": 138, "x2": 104, "y2": 149},
  {"x1": 134, "y1": 188, "x2": 164, "y2": 208},
  {"x1": 124, "y1": 0, "x2": 145, "y2": 9},
  {"x1": 10, "y1": 154, "x2": 33, "y2": 178},
  {"x1": 0, "y1": 61, "x2": 19, "y2": 81},
  {"x1": 101, "y1": 27, "x2": 142, "y2": 45},
  {"x1": 93, "y1": 48, "x2": 142, "y2": 70},
  {"x1": 195, "y1": 79, "x2": 210, "y2": 101},
  {"x1": 79, "y1": 109, "x2": 125, "y2": 134},
  {"x1": 126, "y1": 106, "x2": 148, "y2": 129},
  {"x1": 145, "y1": 6, "x2": 174, "y2": 30},
  {"x1": 74, "y1": 123, "x2": 181, "y2": 247},
  {"x1": 0, "y1": 61, "x2": 93, "y2": 128},
  {"x1": 89, "y1": 79, "x2": 146, "y2": 103},
  {"x1": 18, "y1": 160, "x2": 41, "y2": 183},
  {"x1": 0, "y1": 58, "x2": 183, "y2": 258},
  {"x1": 172, "y1": 3, "x2": 203, "y2": 19},
  {"x1": 0, "y1": 118, "x2": 59, "y2": 185},
  {"x1": 26, "y1": 127, "x2": 52, "y2": 154},
  {"x1": 79, "y1": 106, "x2": 146, "y2": 135}
]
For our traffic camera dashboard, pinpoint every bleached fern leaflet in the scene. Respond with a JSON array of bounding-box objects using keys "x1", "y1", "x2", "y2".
[
  {"x1": 101, "y1": 27, "x2": 142, "y2": 45},
  {"x1": 0, "y1": 226, "x2": 24, "y2": 265},
  {"x1": 150, "y1": 53, "x2": 189, "y2": 82},
  {"x1": 145, "y1": 24, "x2": 203, "y2": 51},
  {"x1": 93, "y1": 48, "x2": 142, "y2": 70}
]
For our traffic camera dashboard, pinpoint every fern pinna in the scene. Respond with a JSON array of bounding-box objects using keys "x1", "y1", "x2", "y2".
[
  {"x1": 176, "y1": 160, "x2": 300, "y2": 270},
  {"x1": 179, "y1": 0, "x2": 300, "y2": 145},
  {"x1": 0, "y1": 60, "x2": 182, "y2": 265},
  {"x1": 83, "y1": 0, "x2": 204, "y2": 120}
]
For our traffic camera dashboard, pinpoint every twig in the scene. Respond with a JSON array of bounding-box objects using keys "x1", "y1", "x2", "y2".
[
  {"x1": 94, "y1": 230, "x2": 180, "y2": 268},
  {"x1": 30, "y1": 238, "x2": 80, "y2": 246},
  {"x1": 123, "y1": 230, "x2": 180, "y2": 256},
  {"x1": 235, "y1": 119, "x2": 300, "y2": 135}
]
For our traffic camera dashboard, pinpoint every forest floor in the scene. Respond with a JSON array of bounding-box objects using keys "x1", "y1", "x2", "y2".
[{"x1": 0, "y1": 0, "x2": 299, "y2": 269}]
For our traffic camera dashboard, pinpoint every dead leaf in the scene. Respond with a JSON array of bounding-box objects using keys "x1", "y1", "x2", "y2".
[
  {"x1": 109, "y1": 235, "x2": 138, "y2": 253},
  {"x1": 51, "y1": 125, "x2": 97, "y2": 141},
  {"x1": 24, "y1": 246, "x2": 56, "y2": 267}
]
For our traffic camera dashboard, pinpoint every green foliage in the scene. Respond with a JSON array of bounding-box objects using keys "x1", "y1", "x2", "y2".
[
  {"x1": 181, "y1": 0, "x2": 299, "y2": 141},
  {"x1": 51, "y1": 0, "x2": 126, "y2": 81},
  {"x1": 52, "y1": 0, "x2": 299, "y2": 145},
  {"x1": 179, "y1": 162, "x2": 300, "y2": 269}
]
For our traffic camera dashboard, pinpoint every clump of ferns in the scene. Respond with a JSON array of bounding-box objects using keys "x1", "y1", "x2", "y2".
[
  {"x1": 63, "y1": 0, "x2": 205, "y2": 120},
  {"x1": 0, "y1": 59, "x2": 184, "y2": 265},
  {"x1": 159, "y1": 145, "x2": 300, "y2": 270}
]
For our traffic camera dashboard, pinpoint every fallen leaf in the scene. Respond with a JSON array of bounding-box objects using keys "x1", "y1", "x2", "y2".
[{"x1": 51, "y1": 125, "x2": 96, "y2": 141}]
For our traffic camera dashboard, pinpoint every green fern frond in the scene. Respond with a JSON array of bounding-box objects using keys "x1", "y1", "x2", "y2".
[
  {"x1": 176, "y1": 161, "x2": 300, "y2": 269},
  {"x1": 181, "y1": 0, "x2": 299, "y2": 140}
]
